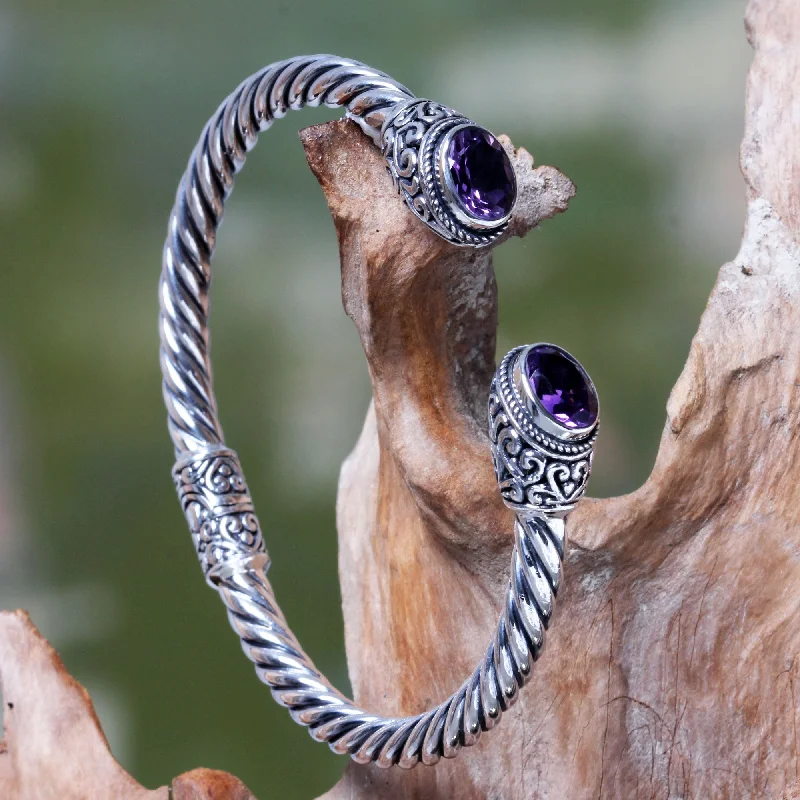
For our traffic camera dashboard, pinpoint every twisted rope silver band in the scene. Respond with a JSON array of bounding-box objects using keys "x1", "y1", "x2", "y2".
[
  {"x1": 160, "y1": 54, "x2": 596, "y2": 768},
  {"x1": 160, "y1": 55, "x2": 412, "y2": 455}
]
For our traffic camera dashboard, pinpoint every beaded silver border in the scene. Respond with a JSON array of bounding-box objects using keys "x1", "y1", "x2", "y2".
[{"x1": 381, "y1": 100, "x2": 514, "y2": 247}]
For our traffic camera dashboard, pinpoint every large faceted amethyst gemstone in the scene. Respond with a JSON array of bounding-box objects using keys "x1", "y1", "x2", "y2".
[
  {"x1": 445, "y1": 126, "x2": 516, "y2": 222},
  {"x1": 524, "y1": 345, "x2": 598, "y2": 429}
]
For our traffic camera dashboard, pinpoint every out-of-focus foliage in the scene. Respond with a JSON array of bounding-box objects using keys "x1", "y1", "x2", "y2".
[{"x1": 0, "y1": 0, "x2": 748, "y2": 796}]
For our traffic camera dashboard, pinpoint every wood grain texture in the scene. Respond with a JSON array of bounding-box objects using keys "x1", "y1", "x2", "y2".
[
  {"x1": 308, "y1": 1, "x2": 800, "y2": 797},
  {"x1": 0, "y1": 611, "x2": 256, "y2": 798}
]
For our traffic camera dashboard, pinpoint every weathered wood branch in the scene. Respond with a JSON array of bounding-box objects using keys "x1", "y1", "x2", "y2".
[
  {"x1": 1, "y1": 0, "x2": 798, "y2": 796},
  {"x1": 0, "y1": 610, "x2": 256, "y2": 798},
  {"x1": 314, "y1": 2, "x2": 800, "y2": 795}
]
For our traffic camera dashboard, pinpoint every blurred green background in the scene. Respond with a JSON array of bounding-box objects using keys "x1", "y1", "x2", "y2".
[{"x1": 0, "y1": 0, "x2": 749, "y2": 796}]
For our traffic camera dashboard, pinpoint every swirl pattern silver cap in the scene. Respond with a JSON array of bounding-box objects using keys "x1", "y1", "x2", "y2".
[
  {"x1": 382, "y1": 100, "x2": 514, "y2": 246},
  {"x1": 159, "y1": 54, "x2": 596, "y2": 768},
  {"x1": 491, "y1": 346, "x2": 598, "y2": 513}
]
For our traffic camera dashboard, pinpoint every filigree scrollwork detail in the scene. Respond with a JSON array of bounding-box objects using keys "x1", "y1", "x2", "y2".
[
  {"x1": 380, "y1": 100, "x2": 508, "y2": 247},
  {"x1": 173, "y1": 448, "x2": 267, "y2": 577},
  {"x1": 381, "y1": 100, "x2": 452, "y2": 226},
  {"x1": 489, "y1": 383, "x2": 594, "y2": 514}
]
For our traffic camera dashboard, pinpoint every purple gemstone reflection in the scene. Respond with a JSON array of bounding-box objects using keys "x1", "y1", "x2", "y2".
[
  {"x1": 446, "y1": 126, "x2": 515, "y2": 222},
  {"x1": 524, "y1": 345, "x2": 598, "y2": 429}
]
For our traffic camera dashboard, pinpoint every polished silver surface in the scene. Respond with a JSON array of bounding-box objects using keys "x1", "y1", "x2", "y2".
[
  {"x1": 160, "y1": 54, "x2": 595, "y2": 767},
  {"x1": 381, "y1": 99, "x2": 511, "y2": 246}
]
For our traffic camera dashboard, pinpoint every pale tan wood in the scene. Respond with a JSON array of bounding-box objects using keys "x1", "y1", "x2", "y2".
[
  {"x1": 0, "y1": 610, "x2": 167, "y2": 799},
  {"x1": 0, "y1": 611, "x2": 255, "y2": 799},
  {"x1": 308, "y1": 0, "x2": 800, "y2": 796},
  {"x1": 170, "y1": 768, "x2": 256, "y2": 800}
]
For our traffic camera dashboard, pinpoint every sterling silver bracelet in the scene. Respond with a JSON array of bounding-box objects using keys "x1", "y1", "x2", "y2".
[{"x1": 159, "y1": 54, "x2": 599, "y2": 768}]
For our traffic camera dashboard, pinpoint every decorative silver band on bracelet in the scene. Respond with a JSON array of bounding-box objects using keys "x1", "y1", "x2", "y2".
[{"x1": 159, "y1": 54, "x2": 598, "y2": 768}]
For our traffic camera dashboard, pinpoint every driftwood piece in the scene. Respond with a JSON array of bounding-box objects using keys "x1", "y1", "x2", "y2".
[
  {"x1": 1, "y1": 0, "x2": 799, "y2": 797},
  {"x1": 310, "y1": 0, "x2": 800, "y2": 797},
  {"x1": 0, "y1": 611, "x2": 255, "y2": 799},
  {"x1": 303, "y1": 127, "x2": 576, "y2": 798}
]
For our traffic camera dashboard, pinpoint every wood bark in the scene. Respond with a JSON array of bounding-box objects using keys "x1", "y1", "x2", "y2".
[
  {"x1": 316, "y1": 1, "x2": 800, "y2": 796},
  {"x1": 1, "y1": 0, "x2": 799, "y2": 797}
]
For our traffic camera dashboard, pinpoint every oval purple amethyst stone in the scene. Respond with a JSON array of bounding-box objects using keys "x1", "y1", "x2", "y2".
[
  {"x1": 524, "y1": 345, "x2": 598, "y2": 430},
  {"x1": 445, "y1": 126, "x2": 516, "y2": 222}
]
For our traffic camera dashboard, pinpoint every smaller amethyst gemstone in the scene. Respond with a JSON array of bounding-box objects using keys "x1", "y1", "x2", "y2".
[
  {"x1": 524, "y1": 345, "x2": 598, "y2": 430},
  {"x1": 446, "y1": 126, "x2": 516, "y2": 222}
]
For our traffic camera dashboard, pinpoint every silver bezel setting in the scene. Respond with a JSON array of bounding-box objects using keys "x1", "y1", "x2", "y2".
[
  {"x1": 512, "y1": 343, "x2": 599, "y2": 442},
  {"x1": 437, "y1": 122, "x2": 515, "y2": 232},
  {"x1": 489, "y1": 345, "x2": 598, "y2": 514},
  {"x1": 381, "y1": 100, "x2": 516, "y2": 248}
]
